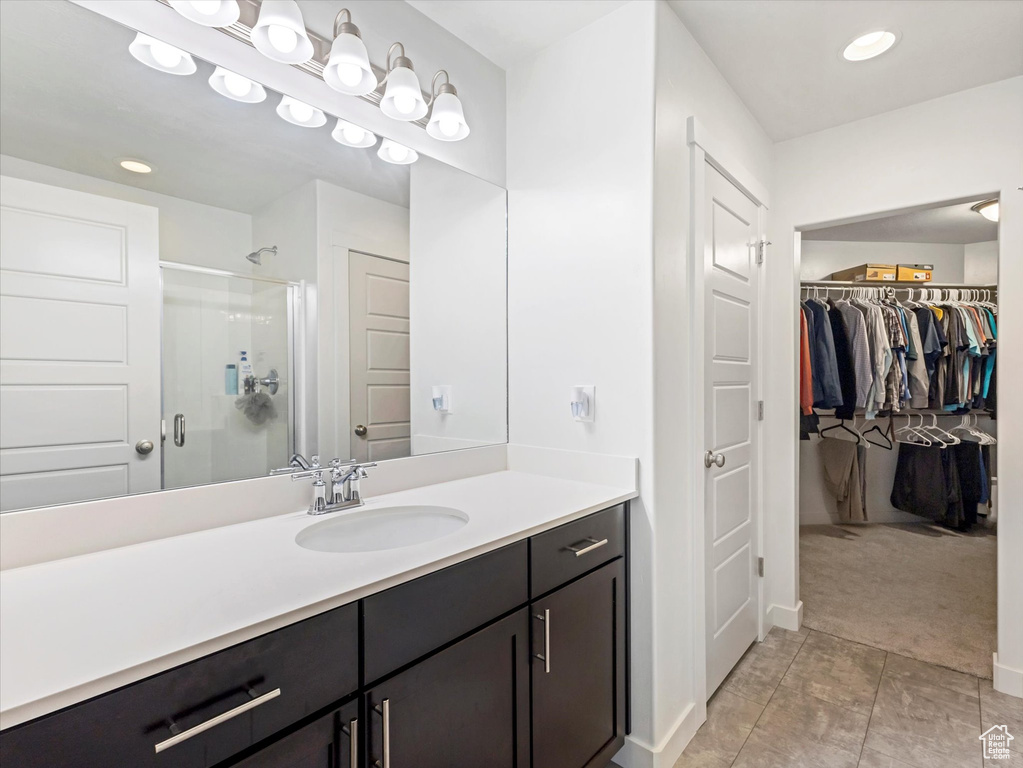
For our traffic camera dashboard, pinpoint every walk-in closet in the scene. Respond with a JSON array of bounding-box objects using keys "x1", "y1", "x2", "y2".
[{"x1": 796, "y1": 197, "x2": 999, "y2": 679}]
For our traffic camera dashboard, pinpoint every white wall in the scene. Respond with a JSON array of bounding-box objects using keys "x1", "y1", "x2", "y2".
[
  {"x1": 766, "y1": 76, "x2": 1023, "y2": 696},
  {"x1": 965, "y1": 240, "x2": 999, "y2": 285},
  {"x1": 0, "y1": 155, "x2": 252, "y2": 273},
  {"x1": 799, "y1": 240, "x2": 967, "y2": 282},
  {"x1": 409, "y1": 157, "x2": 507, "y2": 454},
  {"x1": 315, "y1": 180, "x2": 410, "y2": 462}
]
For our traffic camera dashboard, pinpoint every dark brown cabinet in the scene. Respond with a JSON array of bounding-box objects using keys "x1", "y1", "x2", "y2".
[
  {"x1": 531, "y1": 560, "x2": 627, "y2": 768},
  {"x1": 364, "y1": 609, "x2": 531, "y2": 768},
  {"x1": 230, "y1": 699, "x2": 357, "y2": 768}
]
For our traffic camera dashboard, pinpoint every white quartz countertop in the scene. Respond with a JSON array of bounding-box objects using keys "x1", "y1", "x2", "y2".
[{"x1": 0, "y1": 470, "x2": 635, "y2": 729}]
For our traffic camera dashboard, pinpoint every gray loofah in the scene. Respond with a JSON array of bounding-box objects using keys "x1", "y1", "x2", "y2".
[{"x1": 235, "y1": 392, "x2": 277, "y2": 425}]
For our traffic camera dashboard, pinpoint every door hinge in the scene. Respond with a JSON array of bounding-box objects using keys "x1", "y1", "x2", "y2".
[
  {"x1": 757, "y1": 400, "x2": 765, "y2": 421},
  {"x1": 757, "y1": 557, "x2": 765, "y2": 577},
  {"x1": 756, "y1": 240, "x2": 770, "y2": 265}
]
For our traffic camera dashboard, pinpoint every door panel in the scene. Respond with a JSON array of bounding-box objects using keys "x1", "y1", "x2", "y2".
[
  {"x1": 349, "y1": 252, "x2": 411, "y2": 462},
  {"x1": 532, "y1": 560, "x2": 626, "y2": 768},
  {"x1": 0, "y1": 175, "x2": 161, "y2": 511},
  {"x1": 232, "y1": 700, "x2": 357, "y2": 768},
  {"x1": 364, "y1": 609, "x2": 529, "y2": 768},
  {"x1": 704, "y1": 162, "x2": 760, "y2": 695}
]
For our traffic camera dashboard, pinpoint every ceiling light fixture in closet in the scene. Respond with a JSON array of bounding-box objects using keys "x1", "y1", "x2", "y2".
[
  {"x1": 119, "y1": 159, "x2": 153, "y2": 174},
  {"x1": 323, "y1": 9, "x2": 377, "y2": 96},
  {"x1": 971, "y1": 199, "x2": 999, "y2": 222},
  {"x1": 276, "y1": 95, "x2": 326, "y2": 127},
  {"x1": 251, "y1": 0, "x2": 313, "y2": 64},
  {"x1": 167, "y1": 0, "x2": 240, "y2": 27},
  {"x1": 209, "y1": 66, "x2": 266, "y2": 103},
  {"x1": 128, "y1": 33, "x2": 197, "y2": 75},
  {"x1": 842, "y1": 30, "x2": 898, "y2": 61}
]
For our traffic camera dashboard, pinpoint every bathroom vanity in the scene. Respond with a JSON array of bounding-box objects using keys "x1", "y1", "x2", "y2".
[{"x1": 0, "y1": 480, "x2": 631, "y2": 768}]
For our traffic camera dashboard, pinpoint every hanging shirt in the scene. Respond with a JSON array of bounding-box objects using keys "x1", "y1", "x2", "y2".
[
  {"x1": 904, "y1": 310, "x2": 929, "y2": 409},
  {"x1": 806, "y1": 300, "x2": 844, "y2": 409},
  {"x1": 799, "y1": 311, "x2": 814, "y2": 416},
  {"x1": 836, "y1": 301, "x2": 872, "y2": 410}
]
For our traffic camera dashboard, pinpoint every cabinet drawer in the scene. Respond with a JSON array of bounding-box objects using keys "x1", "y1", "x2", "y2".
[
  {"x1": 0, "y1": 602, "x2": 358, "y2": 768},
  {"x1": 363, "y1": 540, "x2": 528, "y2": 683},
  {"x1": 530, "y1": 505, "x2": 624, "y2": 597}
]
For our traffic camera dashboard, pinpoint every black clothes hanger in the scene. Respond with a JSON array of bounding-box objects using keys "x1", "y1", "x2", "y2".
[
  {"x1": 819, "y1": 418, "x2": 863, "y2": 444},
  {"x1": 862, "y1": 418, "x2": 893, "y2": 450}
]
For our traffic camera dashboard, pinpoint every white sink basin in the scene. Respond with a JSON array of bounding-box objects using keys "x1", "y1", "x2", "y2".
[{"x1": 295, "y1": 505, "x2": 469, "y2": 553}]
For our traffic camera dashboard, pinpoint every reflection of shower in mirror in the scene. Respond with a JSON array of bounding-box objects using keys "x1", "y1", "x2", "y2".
[{"x1": 246, "y1": 245, "x2": 278, "y2": 265}]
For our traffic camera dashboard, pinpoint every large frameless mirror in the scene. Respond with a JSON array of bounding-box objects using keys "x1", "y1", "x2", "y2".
[{"x1": 0, "y1": 0, "x2": 507, "y2": 513}]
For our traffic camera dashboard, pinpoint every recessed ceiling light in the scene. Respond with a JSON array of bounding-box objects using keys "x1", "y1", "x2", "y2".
[
  {"x1": 843, "y1": 30, "x2": 898, "y2": 61},
  {"x1": 971, "y1": 199, "x2": 999, "y2": 223},
  {"x1": 119, "y1": 159, "x2": 153, "y2": 174}
]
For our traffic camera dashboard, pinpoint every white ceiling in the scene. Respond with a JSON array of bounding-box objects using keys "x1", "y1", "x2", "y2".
[
  {"x1": 0, "y1": 0, "x2": 409, "y2": 214},
  {"x1": 405, "y1": 0, "x2": 630, "y2": 69},
  {"x1": 668, "y1": 0, "x2": 1023, "y2": 141},
  {"x1": 803, "y1": 199, "x2": 998, "y2": 244}
]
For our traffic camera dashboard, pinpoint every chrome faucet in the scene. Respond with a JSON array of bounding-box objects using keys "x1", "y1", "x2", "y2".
[
  {"x1": 292, "y1": 459, "x2": 376, "y2": 515},
  {"x1": 269, "y1": 453, "x2": 318, "y2": 475}
]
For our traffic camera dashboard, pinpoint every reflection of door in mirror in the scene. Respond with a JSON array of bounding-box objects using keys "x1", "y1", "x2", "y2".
[
  {"x1": 161, "y1": 267, "x2": 295, "y2": 490},
  {"x1": 349, "y1": 252, "x2": 411, "y2": 462},
  {"x1": 0, "y1": 177, "x2": 161, "y2": 511}
]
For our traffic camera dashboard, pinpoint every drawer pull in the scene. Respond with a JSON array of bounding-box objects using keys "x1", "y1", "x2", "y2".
[
  {"x1": 565, "y1": 537, "x2": 608, "y2": 558},
  {"x1": 153, "y1": 687, "x2": 281, "y2": 753},
  {"x1": 533, "y1": 609, "x2": 551, "y2": 673}
]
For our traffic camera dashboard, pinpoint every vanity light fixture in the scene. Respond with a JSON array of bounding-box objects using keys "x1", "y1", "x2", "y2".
[
  {"x1": 331, "y1": 119, "x2": 377, "y2": 149},
  {"x1": 209, "y1": 66, "x2": 267, "y2": 103},
  {"x1": 167, "y1": 0, "x2": 240, "y2": 27},
  {"x1": 128, "y1": 33, "x2": 197, "y2": 75},
  {"x1": 119, "y1": 159, "x2": 153, "y2": 174},
  {"x1": 842, "y1": 30, "x2": 898, "y2": 61},
  {"x1": 426, "y1": 70, "x2": 470, "y2": 141},
  {"x1": 971, "y1": 199, "x2": 999, "y2": 223},
  {"x1": 276, "y1": 95, "x2": 326, "y2": 127},
  {"x1": 380, "y1": 43, "x2": 428, "y2": 121},
  {"x1": 377, "y1": 139, "x2": 418, "y2": 165},
  {"x1": 323, "y1": 9, "x2": 377, "y2": 96},
  {"x1": 251, "y1": 0, "x2": 314, "y2": 64}
]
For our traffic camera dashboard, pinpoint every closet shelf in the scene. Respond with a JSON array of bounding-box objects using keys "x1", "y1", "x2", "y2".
[{"x1": 801, "y1": 280, "x2": 997, "y2": 288}]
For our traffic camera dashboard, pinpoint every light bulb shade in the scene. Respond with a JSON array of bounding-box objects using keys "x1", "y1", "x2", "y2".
[
  {"x1": 972, "y1": 200, "x2": 999, "y2": 223},
  {"x1": 251, "y1": 0, "x2": 313, "y2": 64},
  {"x1": 128, "y1": 33, "x2": 197, "y2": 75},
  {"x1": 209, "y1": 67, "x2": 266, "y2": 103},
  {"x1": 427, "y1": 91, "x2": 470, "y2": 141},
  {"x1": 331, "y1": 119, "x2": 377, "y2": 148},
  {"x1": 380, "y1": 65, "x2": 428, "y2": 121},
  {"x1": 167, "y1": 0, "x2": 240, "y2": 27},
  {"x1": 276, "y1": 95, "x2": 326, "y2": 127},
  {"x1": 324, "y1": 32, "x2": 377, "y2": 96},
  {"x1": 377, "y1": 139, "x2": 418, "y2": 165}
]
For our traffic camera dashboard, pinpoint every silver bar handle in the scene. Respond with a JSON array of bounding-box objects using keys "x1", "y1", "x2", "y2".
[
  {"x1": 373, "y1": 699, "x2": 390, "y2": 768},
  {"x1": 533, "y1": 609, "x2": 550, "y2": 673},
  {"x1": 565, "y1": 537, "x2": 608, "y2": 558},
  {"x1": 343, "y1": 717, "x2": 358, "y2": 768},
  {"x1": 153, "y1": 687, "x2": 281, "y2": 753},
  {"x1": 173, "y1": 413, "x2": 185, "y2": 447}
]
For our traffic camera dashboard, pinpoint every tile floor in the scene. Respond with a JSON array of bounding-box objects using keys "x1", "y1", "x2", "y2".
[{"x1": 674, "y1": 627, "x2": 1022, "y2": 768}]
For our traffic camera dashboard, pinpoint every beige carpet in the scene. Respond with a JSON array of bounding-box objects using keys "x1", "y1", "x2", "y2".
[{"x1": 799, "y1": 523, "x2": 997, "y2": 679}]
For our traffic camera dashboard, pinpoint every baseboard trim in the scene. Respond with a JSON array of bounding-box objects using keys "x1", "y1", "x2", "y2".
[
  {"x1": 767, "y1": 601, "x2": 803, "y2": 632},
  {"x1": 613, "y1": 702, "x2": 700, "y2": 768},
  {"x1": 993, "y1": 653, "x2": 1023, "y2": 698}
]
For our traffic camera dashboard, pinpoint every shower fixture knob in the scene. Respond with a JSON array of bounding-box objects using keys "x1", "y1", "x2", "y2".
[{"x1": 135, "y1": 439, "x2": 155, "y2": 455}]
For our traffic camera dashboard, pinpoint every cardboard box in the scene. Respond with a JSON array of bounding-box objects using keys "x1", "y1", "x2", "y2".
[
  {"x1": 830, "y1": 263, "x2": 897, "y2": 282},
  {"x1": 896, "y1": 264, "x2": 933, "y2": 282}
]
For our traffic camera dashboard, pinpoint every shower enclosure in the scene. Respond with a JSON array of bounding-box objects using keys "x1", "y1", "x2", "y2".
[{"x1": 161, "y1": 264, "x2": 296, "y2": 490}]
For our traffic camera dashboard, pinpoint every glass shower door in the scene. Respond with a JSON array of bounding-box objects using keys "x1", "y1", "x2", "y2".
[{"x1": 161, "y1": 266, "x2": 293, "y2": 490}]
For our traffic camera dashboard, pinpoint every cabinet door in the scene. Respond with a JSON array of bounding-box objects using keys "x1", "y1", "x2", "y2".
[
  {"x1": 364, "y1": 609, "x2": 529, "y2": 768},
  {"x1": 230, "y1": 699, "x2": 357, "y2": 768},
  {"x1": 532, "y1": 559, "x2": 626, "y2": 768}
]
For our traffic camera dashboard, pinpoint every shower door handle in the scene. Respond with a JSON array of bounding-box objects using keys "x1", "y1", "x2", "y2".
[{"x1": 173, "y1": 413, "x2": 186, "y2": 447}]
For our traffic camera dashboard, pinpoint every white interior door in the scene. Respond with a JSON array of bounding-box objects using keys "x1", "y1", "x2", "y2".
[
  {"x1": 704, "y1": 162, "x2": 761, "y2": 695},
  {"x1": 349, "y1": 251, "x2": 411, "y2": 462},
  {"x1": 0, "y1": 176, "x2": 161, "y2": 511}
]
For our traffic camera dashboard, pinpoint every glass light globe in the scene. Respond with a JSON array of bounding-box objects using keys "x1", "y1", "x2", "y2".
[
  {"x1": 337, "y1": 62, "x2": 363, "y2": 87},
  {"x1": 342, "y1": 125, "x2": 366, "y2": 144},
  {"x1": 149, "y1": 40, "x2": 183, "y2": 69},
  {"x1": 223, "y1": 71, "x2": 252, "y2": 97},
  {"x1": 267, "y1": 24, "x2": 298, "y2": 53},
  {"x1": 189, "y1": 0, "x2": 221, "y2": 14},
  {"x1": 388, "y1": 143, "x2": 409, "y2": 162},
  {"x1": 438, "y1": 117, "x2": 460, "y2": 137},
  {"x1": 289, "y1": 100, "x2": 314, "y2": 122},
  {"x1": 393, "y1": 93, "x2": 417, "y2": 115}
]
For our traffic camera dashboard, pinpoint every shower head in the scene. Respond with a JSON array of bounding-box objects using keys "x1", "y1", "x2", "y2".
[{"x1": 246, "y1": 245, "x2": 277, "y2": 265}]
